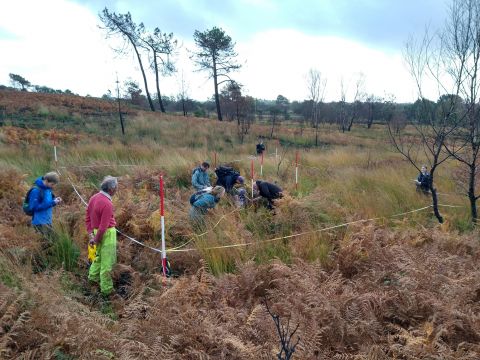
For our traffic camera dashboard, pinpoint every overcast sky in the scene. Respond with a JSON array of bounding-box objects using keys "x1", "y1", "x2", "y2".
[{"x1": 0, "y1": 0, "x2": 449, "y2": 102}]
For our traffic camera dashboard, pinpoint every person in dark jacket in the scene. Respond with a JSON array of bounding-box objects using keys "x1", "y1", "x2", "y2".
[
  {"x1": 256, "y1": 141, "x2": 266, "y2": 155},
  {"x1": 253, "y1": 180, "x2": 283, "y2": 210},
  {"x1": 216, "y1": 173, "x2": 245, "y2": 193},
  {"x1": 192, "y1": 162, "x2": 211, "y2": 191},
  {"x1": 414, "y1": 165, "x2": 431, "y2": 194},
  {"x1": 29, "y1": 172, "x2": 62, "y2": 243}
]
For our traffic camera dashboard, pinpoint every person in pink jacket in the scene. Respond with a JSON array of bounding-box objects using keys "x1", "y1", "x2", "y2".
[{"x1": 86, "y1": 176, "x2": 118, "y2": 296}]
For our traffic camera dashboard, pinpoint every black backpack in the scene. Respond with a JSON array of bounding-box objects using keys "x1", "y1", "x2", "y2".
[
  {"x1": 214, "y1": 166, "x2": 239, "y2": 182},
  {"x1": 22, "y1": 185, "x2": 44, "y2": 216}
]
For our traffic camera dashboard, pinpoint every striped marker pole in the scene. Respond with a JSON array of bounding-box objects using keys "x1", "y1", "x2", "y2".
[
  {"x1": 159, "y1": 175, "x2": 167, "y2": 281},
  {"x1": 251, "y1": 158, "x2": 255, "y2": 198},
  {"x1": 260, "y1": 151, "x2": 264, "y2": 176},
  {"x1": 295, "y1": 151, "x2": 299, "y2": 190},
  {"x1": 52, "y1": 129, "x2": 58, "y2": 167}
]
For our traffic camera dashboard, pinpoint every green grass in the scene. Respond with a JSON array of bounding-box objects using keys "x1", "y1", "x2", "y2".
[
  {"x1": 50, "y1": 226, "x2": 81, "y2": 272},
  {"x1": 0, "y1": 256, "x2": 22, "y2": 288}
]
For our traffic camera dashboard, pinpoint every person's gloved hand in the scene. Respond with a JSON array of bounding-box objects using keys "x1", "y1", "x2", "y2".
[{"x1": 54, "y1": 197, "x2": 62, "y2": 205}]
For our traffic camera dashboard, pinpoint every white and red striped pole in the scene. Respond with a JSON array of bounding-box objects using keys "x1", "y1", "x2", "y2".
[
  {"x1": 159, "y1": 175, "x2": 167, "y2": 280},
  {"x1": 260, "y1": 151, "x2": 264, "y2": 176},
  {"x1": 52, "y1": 129, "x2": 58, "y2": 167},
  {"x1": 251, "y1": 158, "x2": 255, "y2": 198},
  {"x1": 295, "y1": 150, "x2": 299, "y2": 190}
]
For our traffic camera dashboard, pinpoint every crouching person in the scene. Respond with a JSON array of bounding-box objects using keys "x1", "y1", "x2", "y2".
[
  {"x1": 253, "y1": 180, "x2": 283, "y2": 210},
  {"x1": 86, "y1": 176, "x2": 118, "y2": 297},
  {"x1": 189, "y1": 186, "x2": 225, "y2": 228}
]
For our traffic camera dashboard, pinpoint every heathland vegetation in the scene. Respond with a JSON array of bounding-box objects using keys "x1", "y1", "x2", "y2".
[{"x1": 0, "y1": 89, "x2": 479, "y2": 358}]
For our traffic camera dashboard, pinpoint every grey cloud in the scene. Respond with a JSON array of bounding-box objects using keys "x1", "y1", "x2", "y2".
[{"x1": 73, "y1": 0, "x2": 449, "y2": 49}]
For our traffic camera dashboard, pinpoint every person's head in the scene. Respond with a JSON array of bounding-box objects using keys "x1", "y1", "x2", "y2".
[
  {"x1": 201, "y1": 162, "x2": 210, "y2": 172},
  {"x1": 100, "y1": 176, "x2": 118, "y2": 196},
  {"x1": 236, "y1": 176, "x2": 245, "y2": 185},
  {"x1": 421, "y1": 165, "x2": 428, "y2": 174},
  {"x1": 254, "y1": 180, "x2": 262, "y2": 192},
  {"x1": 211, "y1": 186, "x2": 225, "y2": 199},
  {"x1": 42, "y1": 172, "x2": 59, "y2": 189}
]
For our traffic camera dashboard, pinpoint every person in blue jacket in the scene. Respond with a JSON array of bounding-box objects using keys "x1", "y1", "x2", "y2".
[
  {"x1": 192, "y1": 162, "x2": 211, "y2": 191},
  {"x1": 28, "y1": 172, "x2": 62, "y2": 243},
  {"x1": 189, "y1": 186, "x2": 225, "y2": 227}
]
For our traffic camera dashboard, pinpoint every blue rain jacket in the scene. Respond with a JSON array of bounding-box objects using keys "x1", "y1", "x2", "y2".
[{"x1": 29, "y1": 177, "x2": 56, "y2": 225}]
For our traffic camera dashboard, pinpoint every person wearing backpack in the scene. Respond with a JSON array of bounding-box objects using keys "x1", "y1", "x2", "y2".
[
  {"x1": 192, "y1": 162, "x2": 211, "y2": 191},
  {"x1": 24, "y1": 172, "x2": 62, "y2": 243},
  {"x1": 189, "y1": 186, "x2": 225, "y2": 227},
  {"x1": 214, "y1": 166, "x2": 244, "y2": 192}
]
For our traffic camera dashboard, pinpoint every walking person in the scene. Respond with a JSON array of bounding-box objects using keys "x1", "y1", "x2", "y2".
[
  {"x1": 86, "y1": 176, "x2": 118, "y2": 297},
  {"x1": 192, "y1": 162, "x2": 211, "y2": 191}
]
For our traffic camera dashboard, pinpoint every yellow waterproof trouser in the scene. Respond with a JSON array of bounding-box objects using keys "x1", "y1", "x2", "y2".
[{"x1": 88, "y1": 228, "x2": 117, "y2": 295}]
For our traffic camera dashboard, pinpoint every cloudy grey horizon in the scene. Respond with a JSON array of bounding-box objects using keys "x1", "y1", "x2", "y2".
[{"x1": 0, "y1": 0, "x2": 449, "y2": 103}]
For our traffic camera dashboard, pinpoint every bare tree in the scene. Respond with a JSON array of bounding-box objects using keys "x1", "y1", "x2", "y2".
[
  {"x1": 389, "y1": 28, "x2": 465, "y2": 223},
  {"x1": 364, "y1": 94, "x2": 383, "y2": 129},
  {"x1": 177, "y1": 70, "x2": 190, "y2": 116},
  {"x1": 441, "y1": 0, "x2": 480, "y2": 224},
  {"x1": 306, "y1": 69, "x2": 327, "y2": 146},
  {"x1": 99, "y1": 8, "x2": 155, "y2": 112},
  {"x1": 140, "y1": 28, "x2": 178, "y2": 113},
  {"x1": 115, "y1": 74, "x2": 125, "y2": 135},
  {"x1": 346, "y1": 74, "x2": 365, "y2": 131}
]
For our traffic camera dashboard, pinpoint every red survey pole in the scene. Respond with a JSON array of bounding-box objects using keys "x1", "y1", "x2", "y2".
[
  {"x1": 295, "y1": 151, "x2": 299, "y2": 190},
  {"x1": 260, "y1": 151, "x2": 264, "y2": 176},
  {"x1": 251, "y1": 158, "x2": 255, "y2": 198},
  {"x1": 159, "y1": 175, "x2": 167, "y2": 280}
]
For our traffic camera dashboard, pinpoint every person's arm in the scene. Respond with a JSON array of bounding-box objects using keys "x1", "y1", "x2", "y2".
[
  {"x1": 192, "y1": 170, "x2": 201, "y2": 189},
  {"x1": 205, "y1": 172, "x2": 211, "y2": 187},
  {"x1": 30, "y1": 188, "x2": 56, "y2": 211},
  {"x1": 85, "y1": 201, "x2": 92, "y2": 234},
  {"x1": 93, "y1": 203, "x2": 113, "y2": 244}
]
